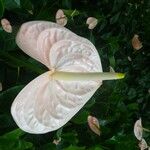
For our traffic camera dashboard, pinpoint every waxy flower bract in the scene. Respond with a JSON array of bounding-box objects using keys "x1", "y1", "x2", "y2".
[
  {"x1": 11, "y1": 21, "x2": 124, "y2": 134},
  {"x1": 11, "y1": 21, "x2": 102, "y2": 134}
]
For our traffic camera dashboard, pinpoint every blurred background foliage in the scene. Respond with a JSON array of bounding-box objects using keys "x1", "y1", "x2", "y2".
[{"x1": 0, "y1": 0, "x2": 150, "y2": 150}]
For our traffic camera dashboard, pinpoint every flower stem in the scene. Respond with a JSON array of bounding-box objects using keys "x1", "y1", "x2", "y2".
[
  {"x1": 51, "y1": 71, "x2": 125, "y2": 81},
  {"x1": 143, "y1": 127, "x2": 150, "y2": 132}
]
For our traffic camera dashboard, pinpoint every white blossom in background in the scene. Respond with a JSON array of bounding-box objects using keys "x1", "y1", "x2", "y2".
[
  {"x1": 86, "y1": 17, "x2": 98, "y2": 29},
  {"x1": 134, "y1": 118, "x2": 143, "y2": 140},
  {"x1": 53, "y1": 137, "x2": 61, "y2": 145},
  {"x1": 138, "y1": 139, "x2": 148, "y2": 150},
  {"x1": 132, "y1": 34, "x2": 143, "y2": 50},
  {"x1": 1, "y1": 18, "x2": 12, "y2": 33},
  {"x1": 127, "y1": 56, "x2": 132, "y2": 61},
  {"x1": 0, "y1": 82, "x2": 2, "y2": 91},
  {"x1": 56, "y1": 9, "x2": 67, "y2": 26},
  {"x1": 87, "y1": 115, "x2": 100, "y2": 136}
]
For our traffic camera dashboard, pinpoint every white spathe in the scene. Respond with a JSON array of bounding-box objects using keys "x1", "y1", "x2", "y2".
[
  {"x1": 134, "y1": 118, "x2": 143, "y2": 140},
  {"x1": 11, "y1": 21, "x2": 102, "y2": 134}
]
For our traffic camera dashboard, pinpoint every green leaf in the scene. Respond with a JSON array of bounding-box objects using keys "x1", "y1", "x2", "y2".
[
  {"x1": 110, "y1": 12, "x2": 120, "y2": 24},
  {"x1": 63, "y1": 9, "x2": 80, "y2": 17},
  {"x1": 39, "y1": 143, "x2": 56, "y2": 150},
  {"x1": 89, "y1": 31, "x2": 95, "y2": 45},
  {"x1": 14, "y1": 0, "x2": 20, "y2": 6},
  {"x1": 62, "y1": 132, "x2": 78, "y2": 145},
  {"x1": 88, "y1": 146, "x2": 104, "y2": 150},
  {"x1": 3, "y1": 128, "x2": 24, "y2": 139},
  {"x1": 84, "y1": 98, "x2": 96, "y2": 108},
  {"x1": 4, "y1": 0, "x2": 20, "y2": 9},
  {"x1": 0, "y1": 0, "x2": 4, "y2": 18},
  {"x1": 0, "y1": 51, "x2": 45, "y2": 74},
  {"x1": 71, "y1": 110, "x2": 89, "y2": 124},
  {"x1": 127, "y1": 103, "x2": 138, "y2": 111},
  {"x1": 56, "y1": 128, "x2": 63, "y2": 138},
  {"x1": 64, "y1": 145, "x2": 85, "y2": 150},
  {"x1": 0, "y1": 128, "x2": 33, "y2": 150},
  {"x1": 0, "y1": 31, "x2": 16, "y2": 51},
  {"x1": 62, "y1": 0, "x2": 72, "y2": 9},
  {"x1": 0, "y1": 85, "x2": 24, "y2": 112},
  {"x1": 109, "y1": 56, "x2": 115, "y2": 67},
  {"x1": 0, "y1": 138, "x2": 33, "y2": 150},
  {"x1": 20, "y1": 0, "x2": 32, "y2": 10}
]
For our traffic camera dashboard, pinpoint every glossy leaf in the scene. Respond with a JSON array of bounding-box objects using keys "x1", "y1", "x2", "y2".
[
  {"x1": 0, "y1": 82, "x2": 2, "y2": 91},
  {"x1": 64, "y1": 145, "x2": 85, "y2": 150},
  {"x1": 0, "y1": 0, "x2": 4, "y2": 18},
  {"x1": 4, "y1": 0, "x2": 20, "y2": 9}
]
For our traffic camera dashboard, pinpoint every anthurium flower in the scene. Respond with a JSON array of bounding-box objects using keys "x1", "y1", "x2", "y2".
[
  {"x1": 86, "y1": 17, "x2": 98, "y2": 29},
  {"x1": 87, "y1": 115, "x2": 100, "y2": 136},
  {"x1": 11, "y1": 21, "x2": 124, "y2": 134},
  {"x1": 1, "y1": 18, "x2": 12, "y2": 33},
  {"x1": 56, "y1": 9, "x2": 67, "y2": 26},
  {"x1": 132, "y1": 34, "x2": 143, "y2": 50},
  {"x1": 127, "y1": 56, "x2": 132, "y2": 61},
  {"x1": 134, "y1": 118, "x2": 143, "y2": 140}
]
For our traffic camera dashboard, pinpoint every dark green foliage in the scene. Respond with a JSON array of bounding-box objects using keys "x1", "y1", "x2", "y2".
[
  {"x1": 0, "y1": 0, "x2": 150, "y2": 149},
  {"x1": 0, "y1": 0, "x2": 4, "y2": 18}
]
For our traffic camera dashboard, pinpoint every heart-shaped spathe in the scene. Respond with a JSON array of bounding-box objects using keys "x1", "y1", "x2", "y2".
[{"x1": 11, "y1": 21, "x2": 102, "y2": 134}]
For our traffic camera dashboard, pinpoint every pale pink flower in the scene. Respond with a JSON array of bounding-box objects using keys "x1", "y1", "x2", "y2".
[
  {"x1": 11, "y1": 21, "x2": 102, "y2": 134},
  {"x1": 134, "y1": 118, "x2": 143, "y2": 140},
  {"x1": 56, "y1": 9, "x2": 67, "y2": 26},
  {"x1": 87, "y1": 115, "x2": 100, "y2": 136},
  {"x1": 11, "y1": 21, "x2": 124, "y2": 134},
  {"x1": 86, "y1": 17, "x2": 98, "y2": 29},
  {"x1": 132, "y1": 34, "x2": 143, "y2": 50},
  {"x1": 1, "y1": 18, "x2": 12, "y2": 33}
]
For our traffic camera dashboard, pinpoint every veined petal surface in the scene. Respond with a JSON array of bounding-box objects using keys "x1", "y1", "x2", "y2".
[
  {"x1": 16, "y1": 21, "x2": 97, "y2": 68},
  {"x1": 12, "y1": 21, "x2": 103, "y2": 134}
]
